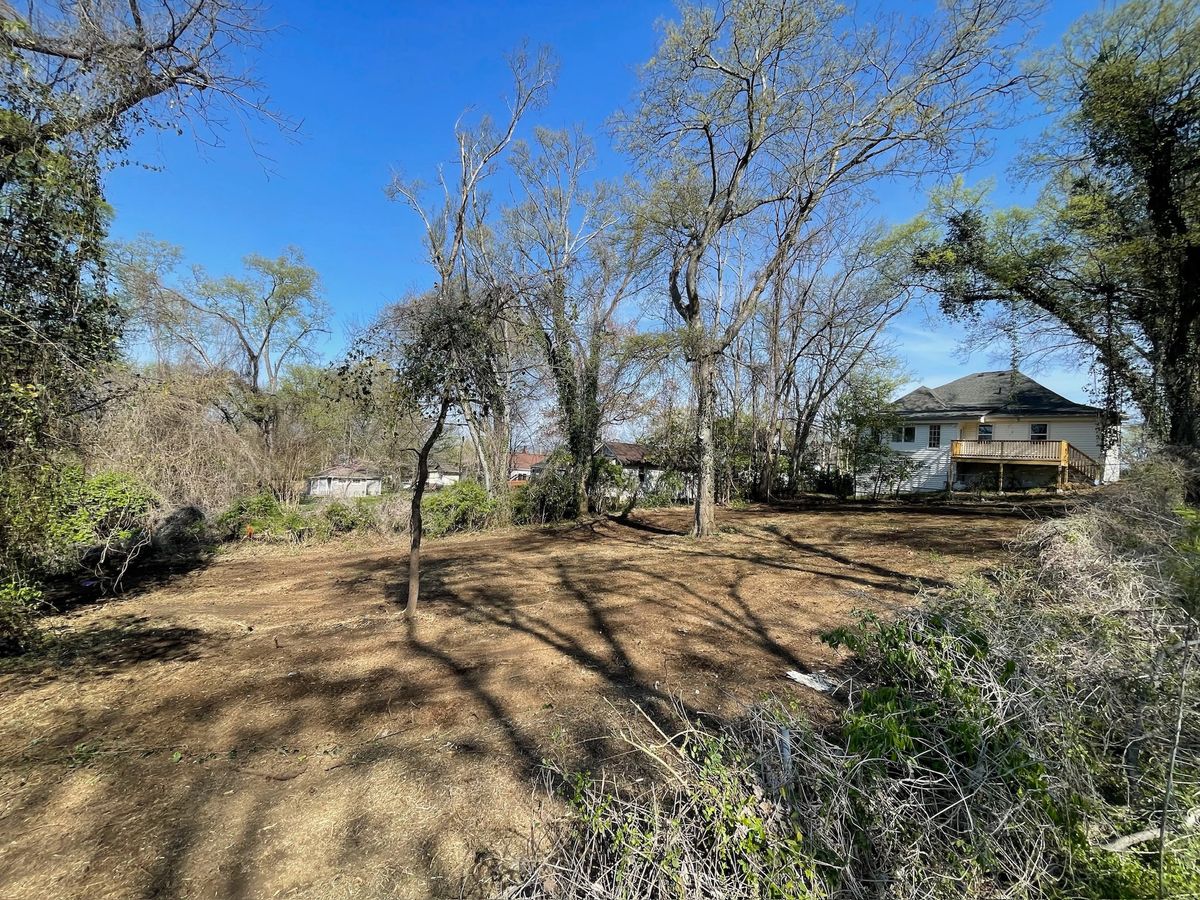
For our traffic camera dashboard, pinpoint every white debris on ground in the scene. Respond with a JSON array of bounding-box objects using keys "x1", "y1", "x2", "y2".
[{"x1": 785, "y1": 670, "x2": 837, "y2": 693}]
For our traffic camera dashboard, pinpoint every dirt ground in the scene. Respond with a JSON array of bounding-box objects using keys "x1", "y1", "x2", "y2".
[{"x1": 0, "y1": 503, "x2": 1030, "y2": 899}]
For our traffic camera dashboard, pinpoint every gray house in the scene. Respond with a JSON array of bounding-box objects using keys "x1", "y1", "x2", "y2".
[
  {"x1": 864, "y1": 370, "x2": 1120, "y2": 494},
  {"x1": 306, "y1": 462, "x2": 383, "y2": 498}
]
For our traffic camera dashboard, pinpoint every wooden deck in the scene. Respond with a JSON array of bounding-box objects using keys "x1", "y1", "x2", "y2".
[{"x1": 950, "y1": 439, "x2": 1100, "y2": 486}]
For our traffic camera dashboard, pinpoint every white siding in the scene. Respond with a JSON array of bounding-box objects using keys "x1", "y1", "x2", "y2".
[
  {"x1": 981, "y1": 417, "x2": 1099, "y2": 456},
  {"x1": 980, "y1": 416, "x2": 1118, "y2": 481},
  {"x1": 307, "y1": 477, "x2": 382, "y2": 497},
  {"x1": 866, "y1": 422, "x2": 958, "y2": 494},
  {"x1": 862, "y1": 413, "x2": 1120, "y2": 494}
]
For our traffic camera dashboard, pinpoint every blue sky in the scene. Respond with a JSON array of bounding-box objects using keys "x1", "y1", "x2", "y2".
[{"x1": 105, "y1": 0, "x2": 1105, "y2": 405}]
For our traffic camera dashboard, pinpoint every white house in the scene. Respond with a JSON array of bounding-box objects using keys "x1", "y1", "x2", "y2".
[
  {"x1": 864, "y1": 370, "x2": 1120, "y2": 495},
  {"x1": 306, "y1": 462, "x2": 383, "y2": 498},
  {"x1": 599, "y1": 441, "x2": 669, "y2": 494},
  {"x1": 425, "y1": 466, "x2": 461, "y2": 490},
  {"x1": 402, "y1": 465, "x2": 461, "y2": 490},
  {"x1": 508, "y1": 450, "x2": 548, "y2": 485}
]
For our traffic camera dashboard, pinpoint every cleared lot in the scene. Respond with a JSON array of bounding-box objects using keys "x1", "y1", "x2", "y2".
[{"x1": 0, "y1": 504, "x2": 1026, "y2": 899}]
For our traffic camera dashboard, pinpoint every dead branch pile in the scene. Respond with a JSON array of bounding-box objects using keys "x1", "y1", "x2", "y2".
[{"x1": 492, "y1": 460, "x2": 1200, "y2": 899}]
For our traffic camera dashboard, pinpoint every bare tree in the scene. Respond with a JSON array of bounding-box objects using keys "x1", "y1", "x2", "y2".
[
  {"x1": 114, "y1": 242, "x2": 329, "y2": 460},
  {"x1": 387, "y1": 46, "x2": 555, "y2": 505},
  {"x1": 621, "y1": 0, "x2": 1035, "y2": 535},
  {"x1": 1, "y1": 0, "x2": 285, "y2": 147}
]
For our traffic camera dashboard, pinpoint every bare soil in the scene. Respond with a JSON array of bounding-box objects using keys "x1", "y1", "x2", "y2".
[{"x1": 0, "y1": 504, "x2": 1028, "y2": 899}]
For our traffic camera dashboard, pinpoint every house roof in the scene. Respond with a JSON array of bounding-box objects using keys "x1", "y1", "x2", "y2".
[
  {"x1": 603, "y1": 441, "x2": 651, "y2": 466},
  {"x1": 310, "y1": 461, "x2": 382, "y2": 480},
  {"x1": 509, "y1": 451, "x2": 547, "y2": 471},
  {"x1": 891, "y1": 370, "x2": 1102, "y2": 421}
]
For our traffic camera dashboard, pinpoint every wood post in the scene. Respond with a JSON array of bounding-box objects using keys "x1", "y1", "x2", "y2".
[{"x1": 998, "y1": 461, "x2": 1005, "y2": 494}]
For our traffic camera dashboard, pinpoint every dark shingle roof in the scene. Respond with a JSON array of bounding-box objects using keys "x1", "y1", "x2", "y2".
[
  {"x1": 891, "y1": 371, "x2": 1101, "y2": 420},
  {"x1": 603, "y1": 441, "x2": 650, "y2": 465}
]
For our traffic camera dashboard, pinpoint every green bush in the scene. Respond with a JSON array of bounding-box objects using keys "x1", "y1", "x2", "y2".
[
  {"x1": 589, "y1": 456, "x2": 637, "y2": 515},
  {"x1": 322, "y1": 499, "x2": 378, "y2": 534},
  {"x1": 217, "y1": 491, "x2": 388, "y2": 543},
  {"x1": 1, "y1": 465, "x2": 157, "y2": 577},
  {"x1": 0, "y1": 580, "x2": 44, "y2": 656},
  {"x1": 642, "y1": 470, "x2": 685, "y2": 508},
  {"x1": 216, "y1": 490, "x2": 283, "y2": 537},
  {"x1": 0, "y1": 464, "x2": 157, "y2": 655},
  {"x1": 422, "y1": 480, "x2": 495, "y2": 537},
  {"x1": 513, "y1": 451, "x2": 579, "y2": 524},
  {"x1": 1060, "y1": 839, "x2": 1200, "y2": 899}
]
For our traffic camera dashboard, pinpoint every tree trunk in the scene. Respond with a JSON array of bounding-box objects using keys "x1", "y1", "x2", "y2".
[
  {"x1": 1166, "y1": 368, "x2": 1200, "y2": 449},
  {"x1": 406, "y1": 398, "x2": 451, "y2": 618},
  {"x1": 693, "y1": 350, "x2": 717, "y2": 537},
  {"x1": 576, "y1": 464, "x2": 590, "y2": 518}
]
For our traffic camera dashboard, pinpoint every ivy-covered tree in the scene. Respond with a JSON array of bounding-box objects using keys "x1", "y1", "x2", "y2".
[
  {"x1": 503, "y1": 127, "x2": 658, "y2": 517},
  {"x1": 0, "y1": 121, "x2": 118, "y2": 462}
]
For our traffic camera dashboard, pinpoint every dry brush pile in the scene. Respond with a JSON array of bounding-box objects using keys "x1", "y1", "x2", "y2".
[{"x1": 487, "y1": 460, "x2": 1200, "y2": 899}]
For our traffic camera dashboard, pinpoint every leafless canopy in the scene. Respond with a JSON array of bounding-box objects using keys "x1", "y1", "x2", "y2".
[{"x1": 0, "y1": 0, "x2": 285, "y2": 146}]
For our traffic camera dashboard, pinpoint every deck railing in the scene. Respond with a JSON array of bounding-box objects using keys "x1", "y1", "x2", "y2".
[
  {"x1": 951, "y1": 439, "x2": 1064, "y2": 462},
  {"x1": 950, "y1": 439, "x2": 1101, "y2": 481}
]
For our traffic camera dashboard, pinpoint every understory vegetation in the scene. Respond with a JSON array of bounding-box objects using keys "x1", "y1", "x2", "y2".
[
  {"x1": 495, "y1": 461, "x2": 1200, "y2": 899},
  {"x1": 0, "y1": 466, "x2": 160, "y2": 653}
]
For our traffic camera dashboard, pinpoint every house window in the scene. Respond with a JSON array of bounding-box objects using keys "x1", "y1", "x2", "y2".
[
  {"x1": 1030, "y1": 423, "x2": 1048, "y2": 442},
  {"x1": 978, "y1": 424, "x2": 993, "y2": 442},
  {"x1": 928, "y1": 424, "x2": 942, "y2": 448},
  {"x1": 890, "y1": 426, "x2": 916, "y2": 443}
]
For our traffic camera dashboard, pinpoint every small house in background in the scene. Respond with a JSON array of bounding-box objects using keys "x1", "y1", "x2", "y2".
[
  {"x1": 600, "y1": 441, "x2": 662, "y2": 486},
  {"x1": 426, "y1": 466, "x2": 461, "y2": 490},
  {"x1": 867, "y1": 370, "x2": 1119, "y2": 495},
  {"x1": 400, "y1": 465, "x2": 460, "y2": 491},
  {"x1": 508, "y1": 449, "x2": 547, "y2": 485},
  {"x1": 306, "y1": 461, "x2": 383, "y2": 498}
]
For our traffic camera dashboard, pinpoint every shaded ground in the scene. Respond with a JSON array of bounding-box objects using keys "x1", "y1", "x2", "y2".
[{"x1": 0, "y1": 504, "x2": 1027, "y2": 899}]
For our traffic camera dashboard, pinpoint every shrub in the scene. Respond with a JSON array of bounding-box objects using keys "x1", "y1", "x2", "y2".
[
  {"x1": 322, "y1": 499, "x2": 377, "y2": 534},
  {"x1": 514, "y1": 451, "x2": 579, "y2": 525},
  {"x1": 792, "y1": 464, "x2": 854, "y2": 498},
  {"x1": 589, "y1": 456, "x2": 637, "y2": 515},
  {"x1": 641, "y1": 470, "x2": 685, "y2": 508},
  {"x1": 216, "y1": 490, "x2": 283, "y2": 537},
  {"x1": 0, "y1": 580, "x2": 45, "y2": 656},
  {"x1": 508, "y1": 714, "x2": 821, "y2": 900},
  {"x1": 374, "y1": 495, "x2": 411, "y2": 533},
  {"x1": 422, "y1": 480, "x2": 496, "y2": 537},
  {"x1": 1, "y1": 465, "x2": 157, "y2": 579},
  {"x1": 217, "y1": 491, "x2": 391, "y2": 543}
]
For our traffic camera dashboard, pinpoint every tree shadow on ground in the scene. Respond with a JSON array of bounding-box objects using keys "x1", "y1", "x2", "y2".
[
  {"x1": 0, "y1": 504, "x2": 1015, "y2": 899},
  {"x1": 2, "y1": 615, "x2": 211, "y2": 684}
]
